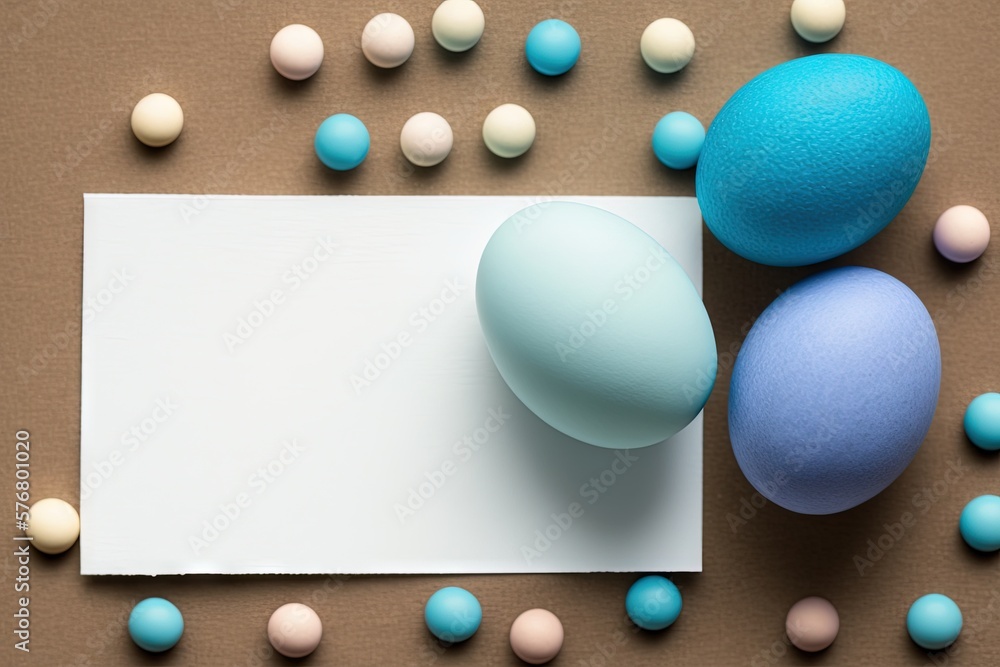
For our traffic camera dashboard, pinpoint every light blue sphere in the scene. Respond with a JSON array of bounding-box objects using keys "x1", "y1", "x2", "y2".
[
  {"x1": 652, "y1": 112, "x2": 705, "y2": 170},
  {"x1": 626, "y1": 576, "x2": 682, "y2": 631},
  {"x1": 525, "y1": 19, "x2": 581, "y2": 76},
  {"x1": 907, "y1": 594, "x2": 962, "y2": 650},
  {"x1": 730, "y1": 267, "x2": 940, "y2": 515},
  {"x1": 128, "y1": 597, "x2": 184, "y2": 652},
  {"x1": 314, "y1": 114, "x2": 370, "y2": 171},
  {"x1": 964, "y1": 392, "x2": 1000, "y2": 451},
  {"x1": 697, "y1": 54, "x2": 931, "y2": 266},
  {"x1": 959, "y1": 495, "x2": 1000, "y2": 552},
  {"x1": 424, "y1": 587, "x2": 482, "y2": 643}
]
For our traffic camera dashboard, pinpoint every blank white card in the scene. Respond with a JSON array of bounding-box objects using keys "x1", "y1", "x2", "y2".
[{"x1": 80, "y1": 194, "x2": 703, "y2": 575}]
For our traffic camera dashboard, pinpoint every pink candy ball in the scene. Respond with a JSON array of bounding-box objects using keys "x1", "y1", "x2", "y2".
[
  {"x1": 933, "y1": 205, "x2": 990, "y2": 263},
  {"x1": 509, "y1": 608, "x2": 564, "y2": 664},
  {"x1": 267, "y1": 603, "x2": 323, "y2": 658},
  {"x1": 785, "y1": 596, "x2": 839, "y2": 652}
]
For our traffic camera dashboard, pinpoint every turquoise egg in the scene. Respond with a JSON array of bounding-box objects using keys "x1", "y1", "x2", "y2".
[
  {"x1": 476, "y1": 202, "x2": 717, "y2": 449},
  {"x1": 697, "y1": 54, "x2": 931, "y2": 267}
]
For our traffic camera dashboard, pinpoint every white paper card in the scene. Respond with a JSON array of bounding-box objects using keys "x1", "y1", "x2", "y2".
[{"x1": 81, "y1": 194, "x2": 703, "y2": 575}]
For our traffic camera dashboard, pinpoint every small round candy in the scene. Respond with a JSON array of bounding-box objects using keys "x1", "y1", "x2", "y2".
[
  {"x1": 934, "y1": 205, "x2": 991, "y2": 263},
  {"x1": 24, "y1": 498, "x2": 79, "y2": 554},
  {"x1": 509, "y1": 608, "x2": 563, "y2": 665},
  {"x1": 652, "y1": 111, "x2": 705, "y2": 170},
  {"x1": 625, "y1": 575, "x2": 682, "y2": 631},
  {"x1": 128, "y1": 598, "x2": 184, "y2": 653},
  {"x1": 432, "y1": 0, "x2": 485, "y2": 52},
  {"x1": 907, "y1": 594, "x2": 962, "y2": 650},
  {"x1": 424, "y1": 586, "x2": 482, "y2": 642},
  {"x1": 400, "y1": 112, "x2": 454, "y2": 167},
  {"x1": 964, "y1": 392, "x2": 1000, "y2": 451},
  {"x1": 960, "y1": 495, "x2": 1000, "y2": 552},
  {"x1": 270, "y1": 24, "x2": 324, "y2": 80},
  {"x1": 785, "y1": 596, "x2": 839, "y2": 652},
  {"x1": 790, "y1": 0, "x2": 846, "y2": 43},
  {"x1": 640, "y1": 18, "x2": 695, "y2": 74},
  {"x1": 525, "y1": 19, "x2": 581, "y2": 76},
  {"x1": 482, "y1": 104, "x2": 535, "y2": 158},
  {"x1": 314, "y1": 114, "x2": 370, "y2": 171},
  {"x1": 362, "y1": 13, "x2": 415, "y2": 68},
  {"x1": 268, "y1": 602, "x2": 323, "y2": 658},
  {"x1": 130, "y1": 93, "x2": 184, "y2": 148}
]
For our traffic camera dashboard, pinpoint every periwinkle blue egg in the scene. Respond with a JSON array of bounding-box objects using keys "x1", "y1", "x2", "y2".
[
  {"x1": 730, "y1": 267, "x2": 940, "y2": 515},
  {"x1": 476, "y1": 202, "x2": 717, "y2": 449},
  {"x1": 696, "y1": 54, "x2": 931, "y2": 267}
]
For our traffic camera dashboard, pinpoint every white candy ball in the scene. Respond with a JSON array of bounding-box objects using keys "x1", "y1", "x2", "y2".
[
  {"x1": 362, "y1": 13, "x2": 415, "y2": 68},
  {"x1": 130, "y1": 93, "x2": 184, "y2": 148},
  {"x1": 640, "y1": 18, "x2": 695, "y2": 74},
  {"x1": 482, "y1": 104, "x2": 535, "y2": 159},
  {"x1": 25, "y1": 498, "x2": 80, "y2": 555},
  {"x1": 400, "y1": 112, "x2": 454, "y2": 167},
  {"x1": 270, "y1": 24, "x2": 325, "y2": 80},
  {"x1": 791, "y1": 0, "x2": 846, "y2": 43},
  {"x1": 432, "y1": 0, "x2": 485, "y2": 52}
]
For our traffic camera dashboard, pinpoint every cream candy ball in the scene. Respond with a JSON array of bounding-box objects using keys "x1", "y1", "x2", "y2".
[
  {"x1": 791, "y1": 0, "x2": 846, "y2": 43},
  {"x1": 509, "y1": 608, "x2": 564, "y2": 664},
  {"x1": 482, "y1": 104, "x2": 535, "y2": 158},
  {"x1": 270, "y1": 24, "x2": 324, "y2": 80},
  {"x1": 25, "y1": 498, "x2": 80, "y2": 554},
  {"x1": 400, "y1": 112, "x2": 454, "y2": 167},
  {"x1": 934, "y1": 205, "x2": 991, "y2": 263},
  {"x1": 786, "y1": 596, "x2": 840, "y2": 652},
  {"x1": 640, "y1": 18, "x2": 695, "y2": 73},
  {"x1": 432, "y1": 0, "x2": 485, "y2": 52},
  {"x1": 362, "y1": 13, "x2": 415, "y2": 68},
  {"x1": 131, "y1": 93, "x2": 184, "y2": 147}
]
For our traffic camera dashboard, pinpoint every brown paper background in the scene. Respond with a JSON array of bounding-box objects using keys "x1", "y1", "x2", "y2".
[{"x1": 2, "y1": 0, "x2": 998, "y2": 664}]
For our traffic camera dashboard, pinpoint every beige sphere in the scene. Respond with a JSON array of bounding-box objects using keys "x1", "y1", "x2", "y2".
[
  {"x1": 482, "y1": 104, "x2": 535, "y2": 158},
  {"x1": 25, "y1": 498, "x2": 80, "y2": 554},
  {"x1": 270, "y1": 24, "x2": 324, "y2": 80},
  {"x1": 400, "y1": 112, "x2": 454, "y2": 167},
  {"x1": 791, "y1": 0, "x2": 846, "y2": 43},
  {"x1": 509, "y1": 608, "x2": 564, "y2": 664},
  {"x1": 131, "y1": 93, "x2": 184, "y2": 147},
  {"x1": 640, "y1": 18, "x2": 695, "y2": 74},
  {"x1": 362, "y1": 13, "x2": 415, "y2": 68},
  {"x1": 432, "y1": 0, "x2": 485, "y2": 52},
  {"x1": 786, "y1": 596, "x2": 839, "y2": 652}
]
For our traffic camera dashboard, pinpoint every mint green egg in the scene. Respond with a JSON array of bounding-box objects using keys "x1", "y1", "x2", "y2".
[{"x1": 475, "y1": 202, "x2": 717, "y2": 449}]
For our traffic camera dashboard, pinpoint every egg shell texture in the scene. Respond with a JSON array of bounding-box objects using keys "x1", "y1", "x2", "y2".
[
  {"x1": 729, "y1": 266, "x2": 940, "y2": 514},
  {"x1": 697, "y1": 54, "x2": 931, "y2": 267}
]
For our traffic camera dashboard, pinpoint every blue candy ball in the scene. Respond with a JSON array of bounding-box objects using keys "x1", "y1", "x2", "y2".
[
  {"x1": 652, "y1": 112, "x2": 705, "y2": 170},
  {"x1": 525, "y1": 19, "x2": 581, "y2": 76},
  {"x1": 730, "y1": 267, "x2": 941, "y2": 515},
  {"x1": 128, "y1": 597, "x2": 184, "y2": 653},
  {"x1": 314, "y1": 114, "x2": 370, "y2": 171},
  {"x1": 964, "y1": 392, "x2": 1000, "y2": 451},
  {"x1": 959, "y1": 495, "x2": 1000, "y2": 552},
  {"x1": 424, "y1": 587, "x2": 482, "y2": 643},
  {"x1": 907, "y1": 594, "x2": 962, "y2": 650},
  {"x1": 696, "y1": 54, "x2": 931, "y2": 266},
  {"x1": 626, "y1": 576, "x2": 682, "y2": 631}
]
